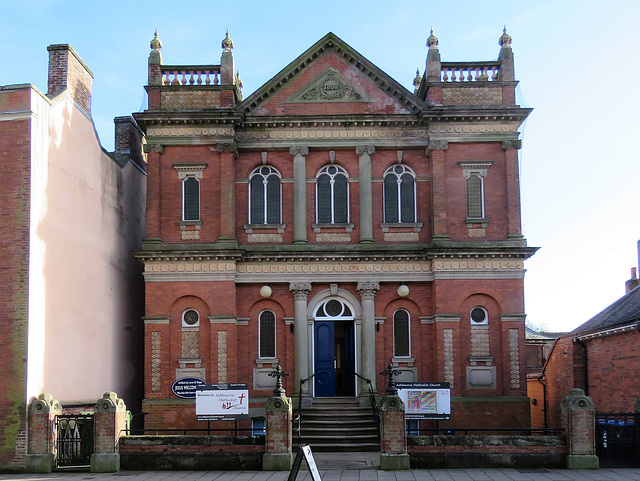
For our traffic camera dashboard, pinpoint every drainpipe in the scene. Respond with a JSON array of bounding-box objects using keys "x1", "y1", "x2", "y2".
[
  {"x1": 573, "y1": 338, "x2": 589, "y2": 396},
  {"x1": 536, "y1": 375, "x2": 548, "y2": 428}
]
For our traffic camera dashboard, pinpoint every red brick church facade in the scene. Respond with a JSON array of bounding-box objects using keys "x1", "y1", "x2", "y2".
[{"x1": 134, "y1": 28, "x2": 535, "y2": 431}]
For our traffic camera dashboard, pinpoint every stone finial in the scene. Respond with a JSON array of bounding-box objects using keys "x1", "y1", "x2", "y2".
[
  {"x1": 427, "y1": 28, "x2": 439, "y2": 48},
  {"x1": 222, "y1": 30, "x2": 234, "y2": 51},
  {"x1": 413, "y1": 69, "x2": 422, "y2": 93},
  {"x1": 150, "y1": 29, "x2": 163, "y2": 51},
  {"x1": 499, "y1": 26, "x2": 512, "y2": 48}
]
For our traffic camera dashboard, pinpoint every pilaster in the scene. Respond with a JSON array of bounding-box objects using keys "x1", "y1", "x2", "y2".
[
  {"x1": 502, "y1": 140, "x2": 524, "y2": 242},
  {"x1": 357, "y1": 281, "x2": 379, "y2": 392},
  {"x1": 143, "y1": 144, "x2": 163, "y2": 240},
  {"x1": 290, "y1": 146, "x2": 309, "y2": 244},
  {"x1": 290, "y1": 282, "x2": 312, "y2": 396},
  {"x1": 427, "y1": 141, "x2": 449, "y2": 242},
  {"x1": 356, "y1": 145, "x2": 375, "y2": 244},
  {"x1": 217, "y1": 143, "x2": 238, "y2": 244}
]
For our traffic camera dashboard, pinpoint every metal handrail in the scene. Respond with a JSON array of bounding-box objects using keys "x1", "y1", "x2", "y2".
[
  {"x1": 294, "y1": 374, "x2": 315, "y2": 447},
  {"x1": 349, "y1": 369, "x2": 381, "y2": 441}
]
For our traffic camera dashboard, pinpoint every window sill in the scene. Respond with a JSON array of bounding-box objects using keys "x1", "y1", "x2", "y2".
[
  {"x1": 179, "y1": 220, "x2": 202, "y2": 230},
  {"x1": 380, "y1": 222, "x2": 423, "y2": 233},
  {"x1": 391, "y1": 356, "x2": 415, "y2": 367},
  {"x1": 244, "y1": 223, "x2": 286, "y2": 234},
  {"x1": 311, "y1": 223, "x2": 354, "y2": 233},
  {"x1": 255, "y1": 358, "x2": 279, "y2": 369},
  {"x1": 465, "y1": 217, "x2": 488, "y2": 228}
]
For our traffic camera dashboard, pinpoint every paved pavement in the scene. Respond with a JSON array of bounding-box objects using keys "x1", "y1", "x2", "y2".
[{"x1": 1, "y1": 468, "x2": 640, "y2": 481}]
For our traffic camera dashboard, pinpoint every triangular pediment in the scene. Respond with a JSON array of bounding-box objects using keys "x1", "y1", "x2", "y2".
[
  {"x1": 240, "y1": 32, "x2": 425, "y2": 116},
  {"x1": 286, "y1": 67, "x2": 372, "y2": 104}
]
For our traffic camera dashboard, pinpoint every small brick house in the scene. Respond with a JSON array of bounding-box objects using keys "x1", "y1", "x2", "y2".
[
  {"x1": 133, "y1": 29, "x2": 536, "y2": 433},
  {"x1": 0, "y1": 45, "x2": 146, "y2": 470},
  {"x1": 538, "y1": 241, "x2": 640, "y2": 429}
]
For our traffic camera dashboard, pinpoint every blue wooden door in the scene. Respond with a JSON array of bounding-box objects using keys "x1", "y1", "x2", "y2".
[
  {"x1": 344, "y1": 321, "x2": 355, "y2": 396},
  {"x1": 314, "y1": 321, "x2": 335, "y2": 397}
]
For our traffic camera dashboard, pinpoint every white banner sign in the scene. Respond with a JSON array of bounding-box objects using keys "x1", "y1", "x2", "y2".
[{"x1": 195, "y1": 383, "x2": 249, "y2": 421}]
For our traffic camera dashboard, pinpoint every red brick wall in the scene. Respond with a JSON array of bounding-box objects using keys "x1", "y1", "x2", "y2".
[
  {"x1": 0, "y1": 88, "x2": 31, "y2": 469},
  {"x1": 47, "y1": 45, "x2": 93, "y2": 115}
]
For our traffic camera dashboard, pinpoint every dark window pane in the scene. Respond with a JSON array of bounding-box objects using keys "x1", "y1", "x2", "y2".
[
  {"x1": 183, "y1": 177, "x2": 200, "y2": 220},
  {"x1": 250, "y1": 175, "x2": 265, "y2": 224},
  {"x1": 394, "y1": 310, "x2": 410, "y2": 357},
  {"x1": 317, "y1": 174, "x2": 332, "y2": 223},
  {"x1": 467, "y1": 175, "x2": 483, "y2": 218},
  {"x1": 266, "y1": 175, "x2": 281, "y2": 224},
  {"x1": 400, "y1": 173, "x2": 415, "y2": 223},
  {"x1": 384, "y1": 174, "x2": 398, "y2": 223},
  {"x1": 333, "y1": 174, "x2": 348, "y2": 224},
  {"x1": 259, "y1": 311, "x2": 275, "y2": 358}
]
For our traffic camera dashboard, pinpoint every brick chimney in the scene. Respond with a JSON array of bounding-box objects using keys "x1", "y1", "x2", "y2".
[
  {"x1": 626, "y1": 240, "x2": 640, "y2": 293},
  {"x1": 114, "y1": 116, "x2": 146, "y2": 171},
  {"x1": 47, "y1": 44, "x2": 93, "y2": 116}
]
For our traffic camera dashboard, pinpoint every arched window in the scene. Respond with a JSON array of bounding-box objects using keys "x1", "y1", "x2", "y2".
[
  {"x1": 466, "y1": 173, "x2": 484, "y2": 218},
  {"x1": 259, "y1": 310, "x2": 276, "y2": 358},
  {"x1": 393, "y1": 309, "x2": 410, "y2": 357},
  {"x1": 249, "y1": 166, "x2": 281, "y2": 224},
  {"x1": 384, "y1": 165, "x2": 416, "y2": 223},
  {"x1": 316, "y1": 165, "x2": 349, "y2": 224},
  {"x1": 183, "y1": 177, "x2": 200, "y2": 221}
]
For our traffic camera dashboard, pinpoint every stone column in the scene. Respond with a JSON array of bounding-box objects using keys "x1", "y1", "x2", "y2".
[
  {"x1": 91, "y1": 392, "x2": 127, "y2": 473},
  {"x1": 290, "y1": 146, "x2": 309, "y2": 244},
  {"x1": 356, "y1": 145, "x2": 375, "y2": 244},
  {"x1": 561, "y1": 388, "x2": 599, "y2": 469},
  {"x1": 217, "y1": 143, "x2": 237, "y2": 245},
  {"x1": 290, "y1": 282, "x2": 312, "y2": 397},
  {"x1": 357, "y1": 281, "x2": 380, "y2": 393},
  {"x1": 503, "y1": 140, "x2": 524, "y2": 242},
  {"x1": 25, "y1": 393, "x2": 61, "y2": 473},
  {"x1": 263, "y1": 395, "x2": 293, "y2": 470},
  {"x1": 427, "y1": 141, "x2": 449, "y2": 243},
  {"x1": 143, "y1": 144, "x2": 163, "y2": 241},
  {"x1": 379, "y1": 394, "x2": 410, "y2": 470}
]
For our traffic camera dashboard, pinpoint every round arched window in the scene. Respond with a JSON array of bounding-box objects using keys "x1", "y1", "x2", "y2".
[
  {"x1": 470, "y1": 307, "x2": 488, "y2": 325},
  {"x1": 182, "y1": 309, "x2": 200, "y2": 327}
]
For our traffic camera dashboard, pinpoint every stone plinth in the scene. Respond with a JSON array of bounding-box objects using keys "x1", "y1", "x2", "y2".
[
  {"x1": 379, "y1": 394, "x2": 410, "y2": 470},
  {"x1": 25, "y1": 393, "x2": 61, "y2": 473},
  {"x1": 91, "y1": 392, "x2": 127, "y2": 473},
  {"x1": 263, "y1": 395, "x2": 293, "y2": 471},
  {"x1": 561, "y1": 388, "x2": 598, "y2": 469}
]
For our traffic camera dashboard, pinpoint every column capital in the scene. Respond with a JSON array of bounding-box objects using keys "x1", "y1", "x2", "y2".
[
  {"x1": 426, "y1": 140, "x2": 448, "y2": 155},
  {"x1": 357, "y1": 281, "x2": 380, "y2": 300},
  {"x1": 289, "y1": 282, "x2": 312, "y2": 300},
  {"x1": 143, "y1": 143, "x2": 164, "y2": 154},
  {"x1": 216, "y1": 142, "x2": 238, "y2": 158},
  {"x1": 502, "y1": 139, "x2": 522, "y2": 150},
  {"x1": 356, "y1": 145, "x2": 375, "y2": 156},
  {"x1": 289, "y1": 146, "x2": 309, "y2": 156}
]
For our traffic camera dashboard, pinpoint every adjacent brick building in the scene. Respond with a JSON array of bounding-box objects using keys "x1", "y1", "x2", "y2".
[
  {"x1": 134, "y1": 29, "x2": 536, "y2": 434},
  {"x1": 0, "y1": 45, "x2": 146, "y2": 470},
  {"x1": 539, "y1": 241, "x2": 640, "y2": 429}
]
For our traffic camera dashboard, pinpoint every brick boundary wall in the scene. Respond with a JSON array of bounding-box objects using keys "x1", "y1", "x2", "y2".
[
  {"x1": 118, "y1": 435, "x2": 265, "y2": 471},
  {"x1": 408, "y1": 435, "x2": 567, "y2": 468}
]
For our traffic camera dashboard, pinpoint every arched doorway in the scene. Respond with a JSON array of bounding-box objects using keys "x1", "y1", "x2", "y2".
[{"x1": 313, "y1": 298, "x2": 356, "y2": 397}]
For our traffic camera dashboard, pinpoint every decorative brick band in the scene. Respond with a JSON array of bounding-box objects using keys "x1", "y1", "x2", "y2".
[
  {"x1": 151, "y1": 332, "x2": 161, "y2": 392},
  {"x1": 444, "y1": 329, "x2": 454, "y2": 388},
  {"x1": 509, "y1": 328, "x2": 520, "y2": 389},
  {"x1": 218, "y1": 331, "x2": 228, "y2": 383}
]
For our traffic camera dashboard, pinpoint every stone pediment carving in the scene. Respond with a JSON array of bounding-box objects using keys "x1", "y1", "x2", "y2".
[{"x1": 287, "y1": 67, "x2": 371, "y2": 103}]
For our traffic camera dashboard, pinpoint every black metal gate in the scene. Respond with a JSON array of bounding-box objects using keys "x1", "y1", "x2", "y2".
[
  {"x1": 55, "y1": 414, "x2": 94, "y2": 467},
  {"x1": 595, "y1": 412, "x2": 639, "y2": 467}
]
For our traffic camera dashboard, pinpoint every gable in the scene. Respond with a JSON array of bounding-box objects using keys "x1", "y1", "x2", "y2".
[{"x1": 240, "y1": 33, "x2": 424, "y2": 117}]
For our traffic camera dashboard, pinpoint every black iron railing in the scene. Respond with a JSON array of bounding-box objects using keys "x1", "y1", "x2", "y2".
[
  {"x1": 294, "y1": 373, "x2": 315, "y2": 447},
  {"x1": 596, "y1": 412, "x2": 639, "y2": 467},
  {"x1": 407, "y1": 427, "x2": 563, "y2": 436}
]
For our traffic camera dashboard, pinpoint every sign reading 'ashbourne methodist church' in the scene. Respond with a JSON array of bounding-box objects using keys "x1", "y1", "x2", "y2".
[{"x1": 195, "y1": 383, "x2": 249, "y2": 421}]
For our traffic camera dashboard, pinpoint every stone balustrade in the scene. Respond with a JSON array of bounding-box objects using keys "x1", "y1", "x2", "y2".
[
  {"x1": 441, "y1": 62, "x2": 501, "y2": 82},
  {"x1": 161, "y1": 65, "x2": 221, "y2": 86}
]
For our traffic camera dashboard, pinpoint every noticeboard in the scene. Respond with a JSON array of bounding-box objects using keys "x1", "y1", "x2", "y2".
[
  {"x1": 195, "y1": 383, "x2": 249, "y2": 421},
  {"x1": 396, "y1": 382, "x2": 451, "y2": 420}
]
